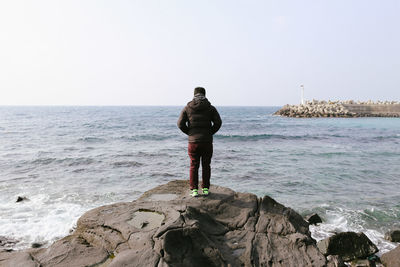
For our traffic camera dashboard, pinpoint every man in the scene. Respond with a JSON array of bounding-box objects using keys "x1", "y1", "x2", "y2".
[{"x1": 177, "y1": 87, "x2": 222, "y2": 197}]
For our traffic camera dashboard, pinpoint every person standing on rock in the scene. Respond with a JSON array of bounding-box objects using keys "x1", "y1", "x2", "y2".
[{"x1": 177, "y1": 87, "x2": 222, "y2": 197}]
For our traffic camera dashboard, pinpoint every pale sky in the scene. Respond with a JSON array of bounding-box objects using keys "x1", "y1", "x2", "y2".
[{"x1": 0, "y1": 1, "x2": 399, "y2": 106}]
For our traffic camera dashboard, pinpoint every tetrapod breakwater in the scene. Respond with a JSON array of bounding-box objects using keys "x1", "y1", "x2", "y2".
[{"x1": 274, "y1": 100, "x2": 400, "y2": 118}]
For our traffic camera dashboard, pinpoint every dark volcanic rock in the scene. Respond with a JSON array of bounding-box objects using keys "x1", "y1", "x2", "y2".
[
  {"x1": 16, "y1": 196, "x2": 29, "y2": 203},
  {"x1": 381, "y1": 245, "x2": 400, "y2": 267},
  {"x1": 317, "y1": 232, "x2": 378, "y2": 261},
  {"x1": 31, "y1": 243, "x2": 43, "y2": 248},
  {"x1": 1, "y1": 180, "x2": 328, "y2": 267},
  {"x1": 385, "y1": 230, "x2": 400, "y2": 242},
  {"x1": 306, "y1": 213, "x2": 323, "y2": 225}
]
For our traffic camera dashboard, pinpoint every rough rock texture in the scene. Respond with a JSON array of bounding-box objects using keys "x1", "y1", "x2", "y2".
[
  {"x1": 317, "y1": 232, "x2": 378, "y2": 262},
  {"x1": 274, "y1": 100, "x2": 400, "y2": 118},
  {"x1": 306, "y1": 213, "x2": 323, "y2": 225},
  {"x1": 0, "y1": 180, "x2": 328, "y2": 267},
  {"x1": 385, "y1": 230, "x2": 400, "y2": 242},
  {"x1": 0, "y1": 236, "x2": 19, "y2": 249},
  {"x1": 350, "y1": 259, "x2": 377, "y2": 267},
  {"x1": 326, "y1": 255, "x2": 346, "y2": 267},
  {"x1": 0, "y1": 249, "x2": 40, "y2": 267},
  {"x1": 381, "y1": 245, "x2": 400, "y2": 267}
]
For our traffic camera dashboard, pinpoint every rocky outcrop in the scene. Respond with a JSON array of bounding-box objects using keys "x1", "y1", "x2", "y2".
[
  {"x1": 274, "y1": 100, "x2": 400, "y2": 118},
  {"x1": 16, "y1": 196, "x2": 29, "y2": 203},
  {"x1": 0, "y1": 180, "x2": 328, "y2": 267},
  {"x1": 306, "y1": 213, "x2": 323, "y2": 225},
  {"x1": 317, "y1": 232, "x2": 378, "y2": 262},
  {"x1": 385, "y1": 230, "x2": 400, "y2": 242},
  {"x1": 381, "y1": 245, "x2": 400, "y2": 267}
]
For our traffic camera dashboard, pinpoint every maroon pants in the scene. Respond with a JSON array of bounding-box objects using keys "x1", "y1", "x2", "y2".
[{"x1": 188, "y1": 142, "x2": 213, "y2": 190}]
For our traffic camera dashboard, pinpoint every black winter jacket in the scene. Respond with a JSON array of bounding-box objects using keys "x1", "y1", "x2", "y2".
[{"x1": 177, "y1": 98, "x2": 222, "y2": 143}]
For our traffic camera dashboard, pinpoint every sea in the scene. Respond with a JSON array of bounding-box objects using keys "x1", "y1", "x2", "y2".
[{"x1": 0, "y1": 106, "x2": 399, "y2": 254}]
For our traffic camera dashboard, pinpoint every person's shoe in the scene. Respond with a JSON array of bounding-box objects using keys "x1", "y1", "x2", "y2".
[
  {"x1": 190, "y1": 189, "x2": 199, "y2": 197},
  {"x1": 202, "y1": 188, "x2": 209, "y2": 196}
]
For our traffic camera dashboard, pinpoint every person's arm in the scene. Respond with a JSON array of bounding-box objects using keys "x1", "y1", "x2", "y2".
[
  {"x1": 177, "y1": 108, "x2": 189, "y2": 135},
  {"x1": 211, "y1": 107, "x2": 222, "y2": 134}
]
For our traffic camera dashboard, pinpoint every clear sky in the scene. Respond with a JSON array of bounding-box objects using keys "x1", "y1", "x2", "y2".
[{"x1": 0, "y1": 1, "x2": 399, "y2": 106}]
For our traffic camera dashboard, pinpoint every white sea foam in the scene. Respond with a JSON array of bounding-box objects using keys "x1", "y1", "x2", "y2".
[
  {"x1": 310, "y1": 208, "x2": 397, "y2": 256},
  {"x1": 0, "y1": 193, "x2": 87, "y2": 249}
]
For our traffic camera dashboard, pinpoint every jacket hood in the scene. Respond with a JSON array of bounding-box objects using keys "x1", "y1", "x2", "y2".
[{"x1": 187, "y1": 98, "x2": 211, "y2": 111}]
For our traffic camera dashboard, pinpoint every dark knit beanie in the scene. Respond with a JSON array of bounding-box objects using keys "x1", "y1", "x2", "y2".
[{"x1": 194, "y1": 87, "x2": 206, "y2": 96}]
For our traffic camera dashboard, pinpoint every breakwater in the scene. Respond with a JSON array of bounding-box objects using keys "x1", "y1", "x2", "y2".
[{"x1": 274, "y1": 100, "x2": 400, "y2": 118}]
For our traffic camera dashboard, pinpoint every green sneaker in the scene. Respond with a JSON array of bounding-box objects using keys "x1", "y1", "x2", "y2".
[
  {"x1": 202, "y1": 188, "x2": 209, "y2": 196},
  {"x1": 190, "y1": 189, "x2": 199, "y2": 197}
]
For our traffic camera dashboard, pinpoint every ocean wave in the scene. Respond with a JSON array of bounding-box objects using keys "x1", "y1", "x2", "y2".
[
  {"x1": 372, "y1": 135, "x2": 400, "y2": 140},
  {"x1": 136, "y1": 151, "x2": 169, "y2": 157},
  {"x1": 72, "y1": 168, "x2": 85, "y2": 173},
  {"x1": 112, "y1": 161, "x2": 143, "y2": 168},
  {"x1": 37, "y1": 151, "x2": 53, "y2": 156},
  {"x1": 30, "y1": 157, "x2": 96, "y2": 166},
  {"x1": 0, "y1": 194, "x2": 85, "y2": 250},
  {"x1": 31, "y1": 158, "x2": 57, "y2": 165},
  {"x1": 360, "y1": 208, "x2": 400, "y2": 225},
  {"x1": 308, "y1": 205, "x2": 398, "y2": 255},
  {"x1": 311, "y1": 152, "x2": 349, "y2": 157},
  {"x1": 78, "y1": 137, "x2": 107, "y2": 143},
  {"x1": 150, "y1": 172, "x2": 175, "y2": 177},
  {"x1": 64, "y1": 157, "x2": 95, "y2": 166},
  {"x1": 116, "y1": 134, "x2": 174, "y2": 141},
  {"x1": 63, "y1": 147, "x2": 78, "y2": 151},
  {"x1": 114, "y1": 153, "x2": 136, "y2": 157},
  {"x1": 368, "y1": 151, "x2": 400, "y2": 157},
  {"x1": 82, "y1": 123, "x2": 128, "y2": 130},
  {"x1": 215, "y1": 133, "x2": 323, "y2": 141},
  {"x1": 327, "y1": 133, "x2": 349, "y2": 138}
]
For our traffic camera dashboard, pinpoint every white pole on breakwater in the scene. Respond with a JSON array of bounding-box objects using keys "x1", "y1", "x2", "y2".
[{"x1": 300, "y1": 85, "x2": 304, "y2": 105}]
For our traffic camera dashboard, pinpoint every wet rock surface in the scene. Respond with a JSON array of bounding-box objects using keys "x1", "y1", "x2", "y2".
[
  {"x1": 16, "y1": 196, "x2": 29, "y2": 203},
  {"x1": 381, "y1": 245, "x2": 400, "y2": 267},
  {"x1": 385, "y1": 230, "x2": 400, "y2": 243},
  {"x1": 317, "y1": 232, "x2": 378, "y2": 262},
  {"x1": 306, "y1": 213, "x2": 323, "y2": 225},
  {"x1": 0, "y1": 180, "x2": 328, "y2": 267},
  {"x1": 0, "y1": 236, "x2": 19, "y2": 249}
]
